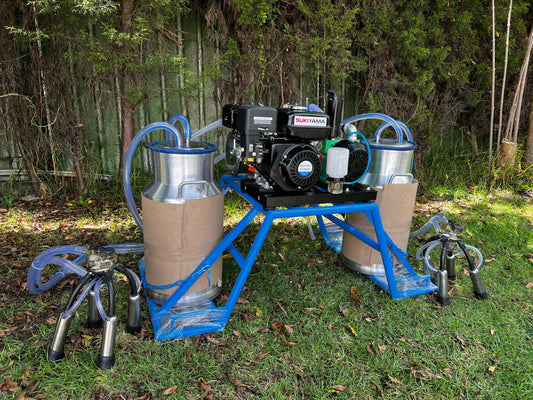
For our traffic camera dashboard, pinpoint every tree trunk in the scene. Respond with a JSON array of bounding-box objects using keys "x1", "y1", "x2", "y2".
[
  {"x1": 118, "y1": 0, "x2": 135, "y2": 177},
  {"x1": 68, "y1": 42, "x2": 85, "y2": 193},
  {"x1": 525, "y1": 94, "x2": 533, "y2": 165},
  {"x1": 499, "y1": 27, "x2": 533, "y2": 169},
  {"x1": 497, "y1": 140, "x2": 518, "y2": 168},
  {"x1": 16, "y1": 134, "x2": 46, "y2": 197},
  {"x1": 470, "y1": 131, "x2": 479, "y2": 157}
]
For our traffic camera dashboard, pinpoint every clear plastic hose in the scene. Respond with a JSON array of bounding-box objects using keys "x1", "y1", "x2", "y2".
[
  {"x1": 27, "y1": 245, "x2": 87, "y2": 294},
  {"x1": 168, "y1": 114, "x2": 192, "y2": 146},
  {"x1": 375, "y1": 120, "x2": 414, "y2": 142},
  {"x1": 192, "y1": 119, "x2": 222, "y2": 140},
  {"x1": 342, "y1": 113, "x2": 404, "y2": 143},
  {"x1": 27, "y1": 244, "x2": 145, "y2": 295},
  {"x1": 122, "y1": 122, "x2": 183, "y2": 232},
  {"x1": 409, "y1": 213, "x2": 449, "y2": 238}
]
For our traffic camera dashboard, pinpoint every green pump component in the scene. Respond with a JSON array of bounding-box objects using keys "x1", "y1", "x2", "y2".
[{"x1": 319, "y1": 131, "x2": 370, "y2": 185}]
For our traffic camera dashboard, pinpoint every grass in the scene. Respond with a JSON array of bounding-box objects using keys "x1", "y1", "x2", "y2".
[{"x1": 1, "y1": 157, "x2": 532, "y2": 399}]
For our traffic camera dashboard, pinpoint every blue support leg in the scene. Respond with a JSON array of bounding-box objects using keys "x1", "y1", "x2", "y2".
[{"x1": 143, "y1": 175, "x2": 437, "y2": 341}]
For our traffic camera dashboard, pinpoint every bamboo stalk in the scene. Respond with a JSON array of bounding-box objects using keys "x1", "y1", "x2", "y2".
[
  {"x1": 33, "y1": 8, "x2": 58, "y2": 185},
  {"x1": 159, "y1": 33, "x2": 168, "y2": 121},
  {"x1": 512, "y1": 29, "x2": 533, "y2": 143},
  {"x1": 177, "y1": 13, "x2": 186, "y2": 113},
  {"x1": 67, "y1": 41, "x2": 85, "y2": 192},
  {"x1": 503, "y1": 26, "x2": 533, "y2": 142},
  {"x1": 197, "y1": 12, "x2": 205, "y2": 129},
  {"x1": 497, "y1": 0, "x2": 513, "y2": 154},
  {"x1": 489, "y1": 0, "x2": 496, "y2": 166},
  {"x1": 88, "y1": 24, "x2": 105, "y2": 167}
]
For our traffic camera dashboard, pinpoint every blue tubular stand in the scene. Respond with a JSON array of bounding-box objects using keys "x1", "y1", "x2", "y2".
[{"x1": 140, "y1": 174, "x2": 436, "y2": 341}]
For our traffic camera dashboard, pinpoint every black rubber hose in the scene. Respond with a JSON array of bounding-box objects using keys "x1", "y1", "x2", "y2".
[
  {"x1": 103, "y1": 270, "x2": 116, "y2": 317},
  {"x1": 457, "y1": 240, "x2": 476, "y2": 272},
  {"x1": 439, "y1": 239, "x2": 450, "y2": 272},
  {"x1": 64, "y1": 273, "x2": 93, "y2": 311},
  {"x1": 115, "y1": 265, "x2": 140, "y2": 295}
]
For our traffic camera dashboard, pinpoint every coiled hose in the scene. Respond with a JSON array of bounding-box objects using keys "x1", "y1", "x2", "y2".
[{"x1": 27, "y1": 243, "x2": 144, "y2": 295}]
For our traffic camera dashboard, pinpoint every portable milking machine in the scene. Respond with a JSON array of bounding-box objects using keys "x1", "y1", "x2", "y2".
[
  {"x1": 26, "y1": 89, "x2": 488, "y2": 361},
  {"x1": 411, "y1": 213, "x2": 488, "y2": 305}
]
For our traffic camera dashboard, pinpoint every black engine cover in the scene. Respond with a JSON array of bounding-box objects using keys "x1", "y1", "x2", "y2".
[{"x1": 257, "y1": 143, "x2": 323, "y2": 192}]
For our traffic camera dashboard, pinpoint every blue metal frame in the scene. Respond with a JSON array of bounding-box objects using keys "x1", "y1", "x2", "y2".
[{"x1": 140, "y1": 174, "x2": 436, "y2": 341}]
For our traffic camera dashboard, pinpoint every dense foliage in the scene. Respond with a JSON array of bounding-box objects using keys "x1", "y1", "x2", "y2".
[
  {"x1": 0, "y1": 0, "x2": 532, "y2": 195},
  {"x1": 204, "y1": 0, "x2": 531, "y2": 139}
]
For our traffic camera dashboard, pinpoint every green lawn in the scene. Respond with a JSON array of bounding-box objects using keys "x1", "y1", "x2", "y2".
[{"x1": 0, "y1": 186, "x2": 532, "y2": 399}]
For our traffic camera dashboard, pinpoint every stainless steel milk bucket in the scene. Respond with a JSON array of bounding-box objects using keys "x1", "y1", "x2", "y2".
[
  {"x1": 141, "y1": 141, "x2": 224, "y2": 306},
  {"x1": 360, "y1": 130, "x2": 417, "y2": 188}
]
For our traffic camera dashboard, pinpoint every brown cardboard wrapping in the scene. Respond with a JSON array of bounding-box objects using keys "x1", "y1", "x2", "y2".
[
  {"x1": 142, "y1": 192, "x2": 224, "y2": 300},
  {"x1": 341, "y1": 181, "x2": 418, "y2": 267}
]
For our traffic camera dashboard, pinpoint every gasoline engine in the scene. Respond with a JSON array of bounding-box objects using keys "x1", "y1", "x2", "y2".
[{"x1": 222, "y1": 91, "x2": 371, "y2": 202}]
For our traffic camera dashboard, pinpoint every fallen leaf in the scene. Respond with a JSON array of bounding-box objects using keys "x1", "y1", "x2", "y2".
[
  {"x1": 442, "y1": 368, "x2": 453, "y2": 378},
  {"x1": 1, "y1": 379, "x2": 18, "y2": 392},
  {"x1": 0, "y1": 360, "x2": 14, "y2": 372},
  {"x1": 276, "y1": 302, "x2": 287, "y2": 315},
  {"x1": 330, "y1": 385, "x2": 348, "y2": 392},
  {"x1": 206, "y1": 336, "x2": 220, "y2": 345},
  {"x1": 490, "y1": 328, "x2": 497, "y2": 336},
  {"x1": 15, "y1": 391, "x2": 26, "y2": 400},
  {"x1": 350, "y1": 286, "x2": 360, "y2": 303},
  {"x1": 389, "y1": 376, "x2": 404, "y2": 386},
  {"x1": 233, "y1": 330, "x2": 243, "y2": 338},
  {"x1": 271, "y1": 321, "x2": 284, "y2": 331},
  {"x1": 348, "y1": 325, "x2": 358, "y2": 338},
  {"x1": 198, "y1": 378, "x2": 212, "y2": 393},
  {"x1": 284, "y1": 324, "x2": 294, "y2": 336},
  {"x1": 339, "y1": 306, "x2": 349, "y2": 317},
  {"x1": 398, "y1": 336, "x2": 416, "y2": 344},
  {"x1": 162, "y1": 385, "x2": 177, "y2": 395},
  {"x1": 456, "y1": 335, "x2": 467, "y2": 348},
  {"x1": 416, "y1": 370, "x2": 442, "y2": 380},
  {"x1": 377, "y1": 344, "x2": 388, "y2": 353},
  {"x1": 301, "y1": 308, "x2": 319, "y2": 318},
  {"x1": 28, "y1": 379, "x2": 40, "y2": 395},
  {"x1": 280, "y1": 340, "x2": 297, "y2": 346},
  {"x1": 237, "y1": 297, "x2": 250, "y2": 304},
  {"x1": 366, "y1": 343, "x2": 377, "y2": 356}
]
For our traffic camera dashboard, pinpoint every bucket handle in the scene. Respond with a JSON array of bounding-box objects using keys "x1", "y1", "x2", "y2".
[
  {"x1": 342, "y1": 113, "x2": 404, "y2": 144},
  {"x1": 375, "y1": 120, "x2": 414, "y2": 143},
  {"x1": 177, "y1": 180, "x2": 210, "y2": 199}
]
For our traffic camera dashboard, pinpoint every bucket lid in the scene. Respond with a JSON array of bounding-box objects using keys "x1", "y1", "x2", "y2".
[
  {"x1": 149, "y1": 140, "x2": 217, "y2": 154},
  {"x1": 367, "y1": 138, "x2": 417, "y2": 150}
]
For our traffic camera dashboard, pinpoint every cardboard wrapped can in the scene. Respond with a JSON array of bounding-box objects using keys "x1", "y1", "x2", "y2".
[
  {"x1": 141, "y1": 140, "x2": 223, "y2": 305},
  {"x1": 142, "y1": 193, "x2": 223, "y2": 305},
  {"x1": 341, "y1": 181, "x2": 418, "y2": 275}
]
